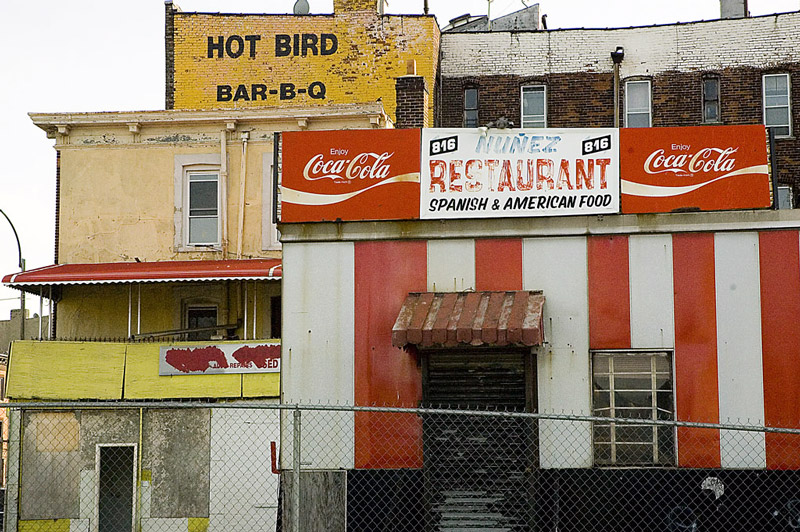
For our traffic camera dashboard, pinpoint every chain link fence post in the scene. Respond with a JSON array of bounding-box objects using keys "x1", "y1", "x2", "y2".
[{"x1": 292, "y1": 407, "x2": 301, "y2": 532}]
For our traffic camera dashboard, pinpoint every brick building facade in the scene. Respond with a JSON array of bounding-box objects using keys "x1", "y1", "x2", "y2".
[{"x1": 439, "y1": 12, "x2": 800, "y2": 204}]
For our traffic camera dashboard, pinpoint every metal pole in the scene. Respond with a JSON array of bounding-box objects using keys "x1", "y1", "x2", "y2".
[
  {"x1": 48, "y1": 286, "x2": 53, "y2": 339},
  {"x1": 128, "y1": 284, "x2": 132, "y2": 339},
  {"x1": 244, "y1": 282, "x2": 249, "y2": 340},
  {"x1": 292, "y1": 408, "x2": 301, "y2": 532},
  {"x1": 0, "y1": 209, "x2": 24, "y2": 340},
  {"x1": 19, "y1": 259, "x2": 25, "y2": 340},
  {"x1": 38, "y1": 287, "x2": 43, "y2": 340},
  {"x1": 253, "y1": 282, "x2": 257, "y2": 338},
  {"x1": 137, "y1": 283, "x2": 141, "y2": 335}
]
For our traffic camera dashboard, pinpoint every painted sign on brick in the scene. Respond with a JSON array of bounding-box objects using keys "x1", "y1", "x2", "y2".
[
  {"x1": 620, "y1": 125, "x2": 771, "y2": 213},
  {"x1": 160, "y1": 342, "x2": 280, "y2": 375},
  {"x1": 421, "y1": 128, "x2": 620, "y2": 219},
  {"x1": 281, "y1": 129, "x2": 421, "y2": 222},
  {"x1": 170, "y1": 11, "x2": 438, "y2": 122}
]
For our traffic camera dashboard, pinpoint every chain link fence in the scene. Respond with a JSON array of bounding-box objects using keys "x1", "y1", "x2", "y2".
[{"x1": 4, "y1": 402, "x2": 800, "y2": 531}]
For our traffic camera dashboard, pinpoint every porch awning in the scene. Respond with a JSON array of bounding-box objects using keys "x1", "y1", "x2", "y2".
[
  {"x1": 2, "y1": 258, "x2": 281, "y2": 292},
  {"x1": 392, "y1": 290, "x2": 545, "y2": 348}
]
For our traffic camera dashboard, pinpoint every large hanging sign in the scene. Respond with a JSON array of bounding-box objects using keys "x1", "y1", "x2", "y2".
[
  {"x1": 421, "y1": 128, "x2": 620, "y2": 219},
  {"x1": 281, "y1": 129, "x2": 421, "y2": 222},
  {"x1": 620, "y1": 125, "x2": 770, "y2": 213},
  {"x1": 159, "y1": 342, "x2": 280, "y2": 376}
]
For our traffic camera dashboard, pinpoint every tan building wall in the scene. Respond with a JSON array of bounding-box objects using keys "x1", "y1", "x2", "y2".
[
  {"x1": 168, "y1": 0, "x2": 440, "y2": 124},
  {"x1": 32, "y1": 105, "x2": 389, "y2": 265},
  {"x1": 31, "y1": 104, "x2": 389, "y2": 338}
]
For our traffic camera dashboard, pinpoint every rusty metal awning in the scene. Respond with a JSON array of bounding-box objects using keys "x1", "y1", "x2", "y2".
[{"x1": 392, "y1": 291, "x2": 545, "y2": 348}]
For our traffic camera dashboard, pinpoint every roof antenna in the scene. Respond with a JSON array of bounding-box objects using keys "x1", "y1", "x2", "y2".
[{"x1": 293, "y1": 0, "x2": 310, "y2": 14}]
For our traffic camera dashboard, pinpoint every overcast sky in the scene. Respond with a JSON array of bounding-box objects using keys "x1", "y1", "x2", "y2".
[{"x1": 0, "y1": 0, "x2": 798, "y2": 320}]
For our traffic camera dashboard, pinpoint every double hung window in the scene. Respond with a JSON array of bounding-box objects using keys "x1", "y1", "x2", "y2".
[
  {"x1": 763, "y1": 73, "x2": 792, "y2": 137},
  {"x1": 625, "y1": 80, "x2": 652, "y2": 128},
  {"x1": 464, "y1": 87, "x2": 479, "y2": 128},
  {"x1": 592, "y1": 350, "x2": 675, "y2": 466},
  {"x1": 703, "y1": 76, "x2": 721, "y2": 123},
  {"x1": 187, "y1": 171, "x2": 220, "y2": 246},
  {"x1": 521, "y1": 85, "x2": 546, "y2": 128}
]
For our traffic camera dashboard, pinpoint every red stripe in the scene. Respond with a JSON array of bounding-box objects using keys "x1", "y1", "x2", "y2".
[
  {"x1": 759, "y1": 230, "x2": 800, "y2": 469},
  {"x1": 475, "y1": 238, "x2": 523, "y2": 291},
  {"x1": 354, "y1": 240, "x2": 426, "y2": 469},
  {"x1": 587, "y1": 235, "x2": 631, "y2": 349},
  {"x1": 673, "y1": 233, "x2": 721, "y2": 467}
]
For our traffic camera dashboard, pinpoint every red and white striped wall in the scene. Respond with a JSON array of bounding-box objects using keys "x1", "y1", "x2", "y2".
[{"x1": 282, "y1": 230, "x2": 800, "y2": 470}]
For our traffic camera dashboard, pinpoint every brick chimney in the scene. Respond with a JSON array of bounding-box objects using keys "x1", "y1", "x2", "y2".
[
  {"x1": 395, "y1": 61, "x2": 429, "y2": 129},
  {"x1": 720, "y1": 0, "x2": 748, "y2": 19}
]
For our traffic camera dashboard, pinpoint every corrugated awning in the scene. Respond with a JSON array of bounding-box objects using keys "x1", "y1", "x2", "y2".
[
  {"x1": 392, "y1": 290, "x2": 545, "y2": 348},
  {"x1": 2, "y1": 259, "x2": 281, "y2": 291}
]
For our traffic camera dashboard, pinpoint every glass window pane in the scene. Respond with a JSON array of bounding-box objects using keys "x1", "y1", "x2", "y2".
[
  {"x1": 189, "y1": 217, "x2": 218, "y2": 244},
  {"x1": 766, "y1": 74, "x2": 788, "y2": 95},
  {"x1": 766, "y1": 107, "x2": 790, "y2": 126},
  {"x1": 616, "y1": 443, "x2": 652, "y2": 464},
  {"x1": 593, "y1": 391, "x2": 610, "y2": 410},
  {"x1": 593, "y1": 356, "x2": 610, "y2": 373},
  {"x1": 627, "y1": 82, "x2": 650, "y2": 111},
  {"x1": 766, "y1": 94, "x2": 789, "y2": 107},
  {"x1": 616, "y1": 425, "x2": 653, "y2": 443},
  {"x1": 464, "y1": 88, "x2": 478, "y2": 109},
  {"x1": 614, "y1": 391, "x2": 652, "y2": 409},
  {"x1": 704, "y1": 78, "x2": 719, "y2": 100},
  {"x1": 464, "y1": 109, "x2": 478, "y2": 128},
  {"x1": 523, "y1": 87, "x2": 545, "y2": 115},
  {"x1": 190, "y1": 181, "x2": 218, "y2": 212},
  {"x1": 627, "y1": 112, "x2": 650, "y2": 128},
  {"x1": 705, "y1": 102, "x2": 719, "y2": 121}
]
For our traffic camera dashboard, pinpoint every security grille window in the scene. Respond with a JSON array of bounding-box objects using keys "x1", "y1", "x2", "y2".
[
  {"x1": 703, "y1": 76, "x2": 721, "y2": 123},
  {"x1": 592, "y1": 351, "x2": 675, "y2": 466},
  {"x1": 187, "y1": 171, "x2": 220, "y2": 245},
  {"x1": 763, "y1": 73, "x2": 792, "y2": 137},
  {"x1": 521, "y1": 85, "x2": 546, "y2": 128},
  {"x1": 625, "y1": 80, "x2": 652, "y2": 128},
  {"x1": 464, "y1": 87, "x2": 479, "y2": 128}
]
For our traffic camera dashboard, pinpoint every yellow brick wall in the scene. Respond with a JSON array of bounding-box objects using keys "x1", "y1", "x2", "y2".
[{"x1": 172, "y1": 11, "x2": 439, "y2": 123}]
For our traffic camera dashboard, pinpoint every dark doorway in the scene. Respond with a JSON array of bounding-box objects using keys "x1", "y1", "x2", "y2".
[
  {"x1": 98, "y1": 445, "x2": 135, "y2": 532},
  {"x1": 422, "y1": 349, "x2": 537, "y2": 531}
]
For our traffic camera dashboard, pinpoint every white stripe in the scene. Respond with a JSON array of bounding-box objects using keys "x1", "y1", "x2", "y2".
[
  {"x1": 714, "y1": 232, "x2": 766, "y2": 468},
  {"x1": 629, "y1": 234, "x2": 675, "y2": 349},
  {"x1": 427, "y1": 239, "x2": 475, "y2": 292},
  {"x1": 281, "y1": 241, "x2": 354, "y2": 469},
  {"x1": 523, "y1": 236, "x2": 592, "y2": 468}
]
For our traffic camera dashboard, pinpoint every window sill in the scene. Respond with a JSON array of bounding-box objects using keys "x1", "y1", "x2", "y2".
[{"x1": 176, "y1": 245, "x2": 223, "y2": 253}]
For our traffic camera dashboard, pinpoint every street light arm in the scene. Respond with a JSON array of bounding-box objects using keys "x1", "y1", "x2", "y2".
[{"x1": 0, "y1": 208, "x2": 23, "y2": 270}]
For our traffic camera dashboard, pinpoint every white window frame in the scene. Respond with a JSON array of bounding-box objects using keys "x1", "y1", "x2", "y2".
[
  {"x1": 763, "y1": 73, "x2": 793, "y2": 138},
  {"x1": 464, "y1": 87, "x2": 479, "y2": 128},
  {"x1": 702, "y1": 75, "x2": 721, "y2": 124},
  {"x1": 520, "y1": 85, "x2": 547, "y2": 128},
  {"x1": 185, "y1": 170, "x2": 221, "y2": 246},
  {"x1": 94, "y1": 443, "x2": 137, "y2": 532},
  {"x1": 591, "y1": 350, "x2": 675, "y2": 466},
  {"x1": 625, "y1": 80, "x2": 652, "y2": 128},
  {"x1": 173, "y1": 154, "x2": 222, "y2": 252}
]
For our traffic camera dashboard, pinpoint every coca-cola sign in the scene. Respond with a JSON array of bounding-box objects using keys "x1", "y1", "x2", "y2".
[
  {"x1": 621, "y1": 125, "x2": 770, "y2": 213},
  {"x1": 282, "y1": 129, "x2": 421, "y2": 222},
  {"x1": 303, "y1": 152, "x2": 394, "y2": 181}
]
